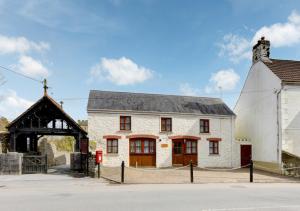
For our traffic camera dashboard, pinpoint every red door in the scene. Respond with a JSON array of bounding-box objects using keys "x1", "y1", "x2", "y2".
[
  {"x1": 172, "y1": 139, "x2": 197, "y2": 166},
  {"x1": 172, "y1": 140, "x2": 184, "y2": 165},
  {"x1": 240, "y1": 145, "x2": 252, "y2": 167}
]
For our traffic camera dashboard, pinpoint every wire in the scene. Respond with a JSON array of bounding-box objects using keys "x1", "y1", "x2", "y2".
[{"x1": 0, "y1": 65, "x2": 43, "y2": 84}]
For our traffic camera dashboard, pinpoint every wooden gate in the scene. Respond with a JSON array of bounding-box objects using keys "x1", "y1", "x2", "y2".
[{"x1": 22, "y1": 155, "x2": 48, "y2": 174}]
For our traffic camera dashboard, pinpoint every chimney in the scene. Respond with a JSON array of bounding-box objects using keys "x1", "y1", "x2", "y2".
[{"x1": 252, "y1": 37, "x2": 270, "y2": 63}]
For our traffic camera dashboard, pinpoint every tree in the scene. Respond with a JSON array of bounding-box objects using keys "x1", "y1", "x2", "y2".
[{"x1": 0, "y1": 116, "x2": 9, "y2": 131}]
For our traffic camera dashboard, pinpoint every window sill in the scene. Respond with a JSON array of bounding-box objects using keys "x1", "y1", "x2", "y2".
[
  {"x1": 200, "y1": 133, "x2": 211, "y2": 135},
  {"x1": 159, "y1": 131, "x2": 173, "y2": 134},
  {"x1": 106, "y1": 153, "x2": 119, "y2": 157},
  {"x1": 209, "y1": 154, "x2": 220, "y2": 156},
  {"x1": 117, "y1": 130, "x2": 132, "y2": 133}
]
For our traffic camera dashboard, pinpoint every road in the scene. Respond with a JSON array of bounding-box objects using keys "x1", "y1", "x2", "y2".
[{"x1": 0, "y1": 174, "x2": 300, "y2": 211}]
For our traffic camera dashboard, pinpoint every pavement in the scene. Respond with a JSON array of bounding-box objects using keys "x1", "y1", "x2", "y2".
[{"x1": 1, "y1": 170, "x2": 300, "y2": 211}]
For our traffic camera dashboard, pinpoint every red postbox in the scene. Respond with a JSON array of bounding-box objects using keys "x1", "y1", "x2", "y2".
[{"x1": 96, "y1": 150, "x2": 103, "y2": 164}]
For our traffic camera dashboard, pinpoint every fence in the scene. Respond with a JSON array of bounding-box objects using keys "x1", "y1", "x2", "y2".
[{"x1": 97, "y1": 160, "x2": 300, "y2": 184}]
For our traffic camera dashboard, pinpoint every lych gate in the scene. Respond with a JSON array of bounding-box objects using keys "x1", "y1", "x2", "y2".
[{"x1": 6, "y1": 80, "x2": 88, "y2": 173}]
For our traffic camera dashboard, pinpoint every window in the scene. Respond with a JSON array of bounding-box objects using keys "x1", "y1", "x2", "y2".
[
  {"x1": 107, "y1": 139, "x2": 118, "y2": 153},
  {"x1": 200, "y1": 119, "x2": 210, "y2": 133},
  {"x1": 120, "y1": 116, "x2": 131, "y2": 131},
  {"x1": 161, "y1": 118, "x2": 172, "y2": 132},
  {"x1": 209, "y1": 141, "x2": 219, "y2": 155},
  {"x1": 186, "y1": 140, "x2": 197, "y2": 154},
  {"x1": 130, "y1": 139, "x2": 155, "y2": 154}
]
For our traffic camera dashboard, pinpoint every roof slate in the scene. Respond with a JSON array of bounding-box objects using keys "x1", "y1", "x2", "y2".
[
  {"x1": 263, "y1": 59, "x2": 300, "y2": 83},
  {"x1": 87, "y1": 90, "x2": 235, "y2": 116}
]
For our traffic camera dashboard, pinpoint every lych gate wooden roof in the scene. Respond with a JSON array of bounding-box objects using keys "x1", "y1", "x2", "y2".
[{"x1": 7, "y1": 94, "x2": 87, "y2": 136}]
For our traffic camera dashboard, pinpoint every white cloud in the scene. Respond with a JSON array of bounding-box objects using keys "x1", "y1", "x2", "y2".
[
  {"x1": 218, "y1": 10, "x2": 300, "y2": 62},
  {"x1": 179, "y1": 83, "x2": 200, "y2": 96},
  {"x1": 218, "y1": 34, "x2": 252, "y2": 63},
  {"x1": 252, "y1": 10, "x2": 300, "y2": 47},
  {"x1": 0, "y1": 90, "x2": 33, "y2": 120},
  {"x1": 16, "y1": 55, "x2": 49, "y2": 78},
  {"x1": 205, "y1": 69, "x2": 240, "y2": 93},
  {"x1": 0, "y1": 34, "x2": 49, "y2": 55},
  {"x1": 90, "y1": 57, "x2": 153, "y2": 85}
]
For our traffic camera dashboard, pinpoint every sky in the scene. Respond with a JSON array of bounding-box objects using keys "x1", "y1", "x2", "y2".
[{"x1": 1, "y1": 0, "x2": 300, "y2": 121}]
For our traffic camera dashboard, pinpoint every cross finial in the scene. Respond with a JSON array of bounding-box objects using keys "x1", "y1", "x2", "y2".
[{"x1": 43, "y1": 78, "x2": 48, "y2": 96}]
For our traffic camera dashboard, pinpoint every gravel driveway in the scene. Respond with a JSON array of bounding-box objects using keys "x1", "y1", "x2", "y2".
[{"x1": 100, "y1": 166, "x2": 300, "y2": 184}]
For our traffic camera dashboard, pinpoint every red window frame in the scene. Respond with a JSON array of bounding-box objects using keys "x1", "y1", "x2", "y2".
[
  {"x1": 185, "y1": 140, "x2": 197, "y2": 154},
  {"x1": 107, "y1": 139, "x2": 118, "y2": 154},
  {"x1": 120, "y1": 116, "x2": 131, "y2": 131},
  {"x1": 130, "y1": 139, "x2": 156, "y2": 155},
  {"x1": 209, "y1": 141, "x2": 219, "y2": 155},
  {"x1": 161, "y1": 117, "x2": 172, "y2": 132},
  {"x1": 200, "y1": 119, "x2": 210, "y2": 133}
]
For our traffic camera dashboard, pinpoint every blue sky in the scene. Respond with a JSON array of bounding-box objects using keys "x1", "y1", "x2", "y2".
[{"x1": 1, "y1": 0, "x2": 300, "y2": 120}]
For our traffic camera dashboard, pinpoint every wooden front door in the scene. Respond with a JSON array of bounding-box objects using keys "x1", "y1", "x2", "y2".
[
  {"x1": 129, "y1": 138, "x2": 156, "y2": 167},
  {"x1": 241, "y1": 145, "x2": 252, "y2": 167},
  {"x1": 172, "y1": 139, "x2": 198, "y2": 166}
]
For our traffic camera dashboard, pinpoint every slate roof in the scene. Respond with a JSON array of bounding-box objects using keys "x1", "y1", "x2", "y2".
[
  {"x1": 87, "y1": 90, "x2": 235, "y2": 116},
  {"x1": 263, "y1": 59, "x2": 300, "y2": 83}
]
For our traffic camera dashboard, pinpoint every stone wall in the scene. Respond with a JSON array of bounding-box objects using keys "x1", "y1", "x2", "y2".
[
  {"x1": 0, "y1": 152, "x2": 23, "y2": 175},
  {"x1": 39, "y1": 137, "x2": 71, "y2": 166}
]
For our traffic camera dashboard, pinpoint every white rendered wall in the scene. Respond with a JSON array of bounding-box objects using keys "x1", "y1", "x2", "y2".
[
  {"x1": 234, "y1": 61, "x2": 282, "y2": 164},
  {"x1": 281, "y1": 85, "x2": 300, "y2": 157},
  {"x1": 88, "y1": 111, "x2": 238, "y2": 168}
]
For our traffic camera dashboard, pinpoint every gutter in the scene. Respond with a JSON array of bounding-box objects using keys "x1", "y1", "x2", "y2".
[{"x1": 276, "y1": 86, "x2": 283, "y2": 165}]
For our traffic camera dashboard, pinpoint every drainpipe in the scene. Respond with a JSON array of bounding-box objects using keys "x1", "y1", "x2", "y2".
[{"x1": 276, "y1": 86, "x2": 283, "y2": 165}]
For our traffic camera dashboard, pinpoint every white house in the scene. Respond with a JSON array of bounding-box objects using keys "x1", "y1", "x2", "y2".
[
  {"x1": 88, "y1": 90, "x2": 240, "y2": 168},
  {"x1": 234, "y1": 37, "x2": 300, "y2": 172}
]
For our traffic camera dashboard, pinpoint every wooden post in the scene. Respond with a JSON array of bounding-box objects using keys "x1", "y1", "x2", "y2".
[
  {"x1": 45, "y1": 154, "x2": 48, "y2": 174},
  {"x1": 121, "y1": 161, "x2": 125, "y2": 183},
  {"x1": 190, "y1": 160, "x2": 194, "y2": 183},
  {"x1": 250, "y1": 160, "x2": 253, "y2": 183},
  {"x1": 97, "y1": 163, "x2": 100, "y2": 178}
]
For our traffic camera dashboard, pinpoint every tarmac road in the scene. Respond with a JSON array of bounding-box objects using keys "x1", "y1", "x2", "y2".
[{"x1": 0, "y1": 174, "x2": 300, "y2": 211}]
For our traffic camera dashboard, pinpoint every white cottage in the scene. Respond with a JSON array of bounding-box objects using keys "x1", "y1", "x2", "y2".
[
  {"x1": 88, "y1": 90, "x2": 240, "y2": 168},
  {"x1": 235, "y1": 37, "x2": 300, "y2": 172}
]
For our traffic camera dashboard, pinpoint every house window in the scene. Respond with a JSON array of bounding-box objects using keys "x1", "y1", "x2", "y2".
[
  {"x1": 161, "y1": 118, "x2": 172, "y2": 132},
  {"x1": 186, "y1": 140, "x2": 197, "y2": 154},
  {"x1": 130, "y1": 139, "x2": 155, "y2": 154},
  {"x1": 107, "y1": 139, "x2": 118, "y2": 153},
  {"x1": 120, "y1": 116, "x2": 131, "y2": 131},
  {"x1": 200, "y1": 119, "x2": 210, "y2": 133},
  {"x1": 209, "y1": 141, "x2": 219, "y2": 155}
]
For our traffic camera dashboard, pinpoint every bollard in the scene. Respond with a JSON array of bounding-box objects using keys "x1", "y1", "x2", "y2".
[
  {"x1": 250, "y1": 160, "x2": 253, "y2": 183},
  {"x1": 97, "y1": 163, "x2": 100, "y2": 178},
  {"x1": 121, "y1": 161, "x2": 125, "y2": 183},
  {"x1": 190, "y1": 160, "x2": 194, "y2": 183}
]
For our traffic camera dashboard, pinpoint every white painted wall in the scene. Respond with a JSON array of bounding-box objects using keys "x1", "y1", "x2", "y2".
[
  {"x1": 88, "y1": 111, "x2": 238, "y2": 168},
  {"x1": 234, "y1": 61, "x2": 282, "y2": 164},
  {"x1": 281, "y1": 85, "x2": 300, "y2": 157}
]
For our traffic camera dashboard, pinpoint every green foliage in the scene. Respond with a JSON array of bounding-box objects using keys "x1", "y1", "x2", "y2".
[
  {"x1": 0, "y1": 116, "x2": 9, "y2": 131},
  {"x1": 89, "y1": 140, "x2": 97, "y2": 151},
  {"x1": 52, "y1": 136, "x2": 75, "y2": 152}
]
